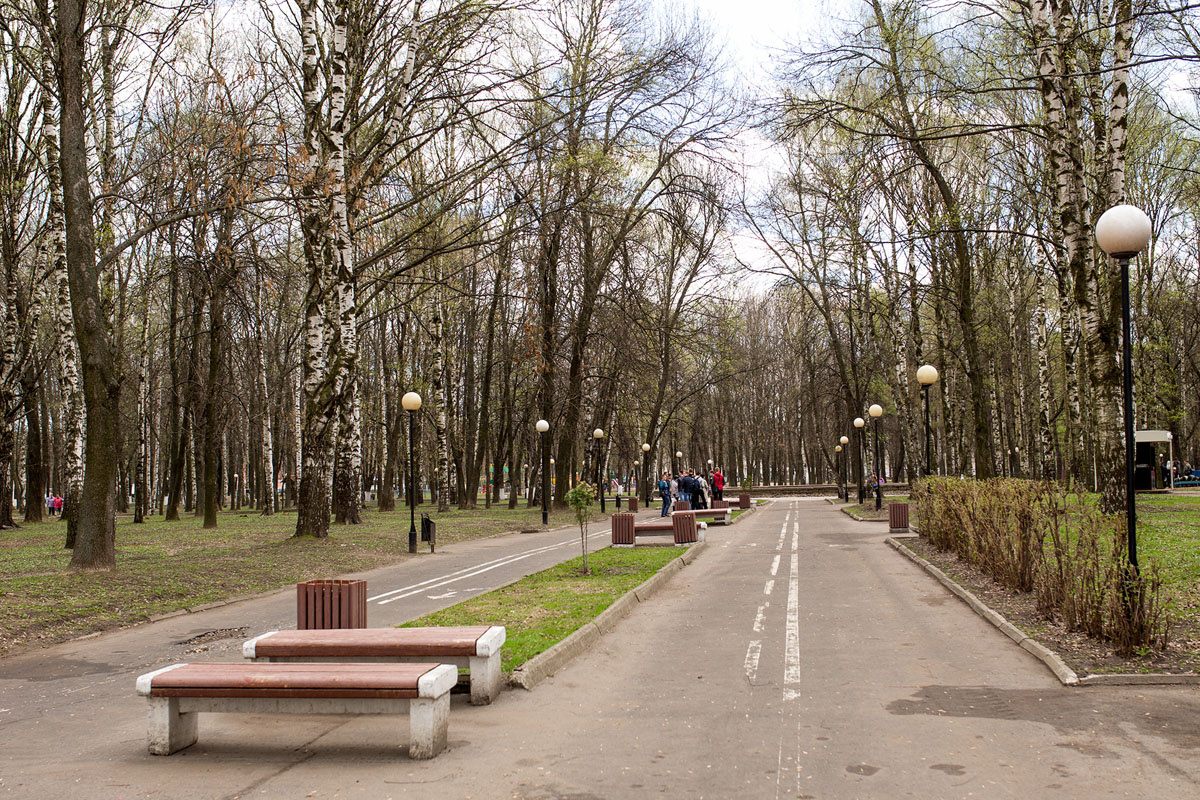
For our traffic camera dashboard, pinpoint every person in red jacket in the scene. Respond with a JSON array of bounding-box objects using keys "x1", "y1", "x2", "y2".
[{"x1": 712, "y1": 469, "x2": 724, "y2": 501}]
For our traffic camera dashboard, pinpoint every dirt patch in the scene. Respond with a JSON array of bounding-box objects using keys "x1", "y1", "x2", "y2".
[{"x1": 903, "y1": 537, "x2": 1200, "y2": 676}]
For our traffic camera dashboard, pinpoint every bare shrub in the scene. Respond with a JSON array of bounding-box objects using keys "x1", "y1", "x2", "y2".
[{"x1": 918, "y1": 478, "x2": 1171, "y2": 654}]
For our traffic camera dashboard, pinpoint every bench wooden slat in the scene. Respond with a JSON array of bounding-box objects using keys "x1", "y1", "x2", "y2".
[
  {"x1": 251, "y1": 627, "x2": 491, "y2": 659},
  {"x1": 147, "y1": 662, "x2": 433, "y2": 698}
]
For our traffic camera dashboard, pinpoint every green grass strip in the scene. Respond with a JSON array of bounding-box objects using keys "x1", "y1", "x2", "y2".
[{"x1": 400, "y1": 546, "x2": 682, "y2": 673}]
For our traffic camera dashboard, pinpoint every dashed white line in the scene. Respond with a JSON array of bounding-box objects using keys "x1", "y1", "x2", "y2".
[
  {"x1": 745, "y1": 639, "x2": 762, "y2": 681},
  {"x1": 784, "y1": 551, "x2": 801, "y2": 685}
]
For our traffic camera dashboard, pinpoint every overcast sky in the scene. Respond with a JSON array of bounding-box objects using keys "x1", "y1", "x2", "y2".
[{"x1": 683, "y1": 0, "x2": 853, "y2": 85}]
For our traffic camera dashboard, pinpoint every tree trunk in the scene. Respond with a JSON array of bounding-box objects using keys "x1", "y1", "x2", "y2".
[{"x1": 56, "y1": 0, "x2": 119, "y2": 569}]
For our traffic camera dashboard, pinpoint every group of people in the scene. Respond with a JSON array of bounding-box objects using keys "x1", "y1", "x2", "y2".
[
  {"x1": 657, "y1": 468, "x2": 725, "y2": 517},
  {"x1": 44, "y1": 492, "x2": 63, "y2": 516}
]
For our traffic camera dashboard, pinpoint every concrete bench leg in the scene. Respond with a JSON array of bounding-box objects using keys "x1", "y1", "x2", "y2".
[
  {"x1": 408, "y1": 693, "x2": 449, "y2": 759},
  {"x1": 146, "y1": 697, "x2": 198, "y2": 755},
  {"x1": 468, "y1": 653, "x2": 502, "y2": 705}
]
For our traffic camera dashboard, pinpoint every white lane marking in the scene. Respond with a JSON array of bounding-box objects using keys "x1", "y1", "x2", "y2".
[
  {"x1": 785, "y1": 551, "x2": 801, "y2": 685},
  {"x1": 372, "y1": 529, "x2": 610, "y2": 606},
  {"x1": 369, "y1": 538, "x2": 575, "y2": 601},
  {"x1": 753, "y1": 602, "x2": 768, "y2": 633},
  {"x1": 744, "y1": 639, "x2": 762, "y2": 681},
  {"x1": 764, "y1": 579, "x2": 774, "y2": 596},
  {"x1": 770, "y1": 554, "x2": 780, "y2": 576},
  {"x1": 775, "y1": 736, "x2": 785, "y2": 800},
  {"x1": 428, "y1": 591, "x2": 458, "y2": 599}
]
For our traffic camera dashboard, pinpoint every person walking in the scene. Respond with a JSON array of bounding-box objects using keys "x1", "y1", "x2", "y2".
[
  {"x1": 54, "y1": 494, "x2": 63, "y2": 517},
  {"x1": 695, "y1": 474, "x2": 710, "y2": 509},
  {"x1": 712, "y1": 468, "x2": 724, "y2": 502},
  {"x1": 46, "y1": 493, "x2": 54, "y2": 517},
  {"x1": 659, "y1": 472, "x2": 672, "y2": 517}
]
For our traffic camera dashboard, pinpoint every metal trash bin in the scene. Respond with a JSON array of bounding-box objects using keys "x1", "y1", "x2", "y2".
[
  {"x1": 421, "y1": 513, "x2": 436, "y2": 552},
  {"x1": 889, "y1": 502, "x2": 910, "y2": 533}
]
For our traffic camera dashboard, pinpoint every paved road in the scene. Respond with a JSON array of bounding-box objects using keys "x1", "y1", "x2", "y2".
[{"x1": 3, "y1": 498, "x2": 1199, "y2": 798}]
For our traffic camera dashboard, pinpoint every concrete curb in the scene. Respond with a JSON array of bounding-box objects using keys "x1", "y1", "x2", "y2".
[
  {"x1": 729, "y1": 502, "x2": 760, "y2": 525},
  {"x1": 509, "y1": 539, "x2": 708, "y2": 690},
  {"x1": 885, "y1": 536, "x2": 1080, "y2": 686},
  {"x1": 887, "y1": 536, "x2": 1200, "y2": 686},
  {"x1": 841, "y1": 506, "x2": 888, "y2": 523}
]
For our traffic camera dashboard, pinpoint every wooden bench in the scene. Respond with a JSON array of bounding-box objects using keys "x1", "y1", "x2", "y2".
[
  {"x1": 677, "y1": 507, "x2": 732, "y2": 525},
  {"x1": 135, "y1": 662, "x2": 457, "y2": 759},
  {"x1": 628, "y1": 513, "x2": 702, "y2": 546},
  {"x1": 243, "y1": 626, "x2": 506, "y2": 705}
]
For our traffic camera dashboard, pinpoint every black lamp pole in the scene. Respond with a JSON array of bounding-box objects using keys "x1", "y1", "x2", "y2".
[
  {"x1": 874, "y1": 417, "x2": 882, "y2": 512},
  {"x1": 1119, "y1": 255, "x2": 1139, "y2": 580},
  {"x1": 541, "y1": 433, "x2": 548, "y2": 526},
  {"x1": 407, "y1": 408, "x2": 417, "y2": 554},
  {"x1": 856, "y1": 425, "x2": 865, "y2": 504},
  {"x1": 923, "y1": 384, "x2": 932, "y2": 478},
  {"x1": 596, "y1": 437, "x2": 606, "y2": 513}
]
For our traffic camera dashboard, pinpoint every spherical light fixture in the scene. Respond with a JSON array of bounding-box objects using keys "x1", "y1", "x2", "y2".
[
  {"x1": 854, "y1": 417, "x2": 865, "y2": 429},
  {"x1": 1095, "y1": 204, "x2": 1152, "y2": 258},
  {"x1": 535, "y1": 419, "x2": 549, "y2": 433},
  {"x1": 869, "y1": 404, "x2": 883, "y2": 418},
  {"x1": 840, "y1": 435, "x2": 849, "y2": 445},
  {"x1": 593, "y1": 428, "x2": 604, "y2": 440},
  {"x1": 835, "y1": 445, "x2": 842, "y2": 453},
  {"x1": 401, "y1": 391, "x2": 422, "y2": 412},
  {"x1": 916, "y1": 364, "x2": 939, "y2": 386},
  {"x1": 642, "y1": 442, "x2": 651, "y2": 453},
  {"x1": 675, "y1": 451, "x2": 683, "y2": 459}
]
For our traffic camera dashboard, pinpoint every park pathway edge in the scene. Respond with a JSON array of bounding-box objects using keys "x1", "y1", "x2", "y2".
[
  {"x1": 508, "y1": 539, "x2": 708, "y2": 690},
  {"x1": 506, "y1": 501, "x2": 760, "y2": 690}
]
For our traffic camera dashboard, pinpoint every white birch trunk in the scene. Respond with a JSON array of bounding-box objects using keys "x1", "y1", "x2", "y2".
[
  {"x1": 38, "y1": 37, "x2": 85, "y2": 543},
  {"x1": 329, "y1": 0, "x2": 362, "y2": 523},
  {"x1": 134, "y1": 298, "x2": 150, "y2": 522},
  {"x1": 258, "y1": 310, "x2": 274, "y2": 515}
]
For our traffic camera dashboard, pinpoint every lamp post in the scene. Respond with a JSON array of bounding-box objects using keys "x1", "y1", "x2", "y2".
[
  {"x1": 854, "y1": 417, "x2": 865, "y2": 504},
  {"x1": 916, "y1": 364, "x2": 939, "y2": 478},
  {"x1": 642, "y1": 442, "x2": 652, "y2": 506},
  {"x1": 536, "y1": 419, "x2": 550, "y2": 525},
  {"x1": 839, "y1": 435, "x2": 850, "y2": 501},
  {"x1": 629, "y1": 460, "x2": 638, "y2": 507},
  {"x1": 869, "y1": 404, "x2": 884, "y2": 511},
  {"x1": 1096, "y1": 203, "x2": 1153, "y2": 589},
  {"x1": 594, "y1": 428, "x2": 606, "y2": 512},
  {"x1": 675, "y1": 450, "x2": 683, "y2": 473},
  {"x1": 402, "y1": 391, "x2": 423, "y2": 553},
  {"x1": 834, "y1": 445, "x2": 843, "y2": 500}
]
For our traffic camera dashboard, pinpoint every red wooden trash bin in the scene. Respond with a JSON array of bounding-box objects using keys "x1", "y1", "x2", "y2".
[
  {"x1": 738, "y1": 493, "x2": 751, "y2": 509},
  {"x1": 611, "y1": 513, "x2": 636, "y2": 547},
  {"x1": 673, "y1": 500, "x2": 691, "y2": 512},
  {"x1": 672, "y1": 512, "x2": 698, "y2": 545},
  {"x1": 889, "y1": 502, "x2": 910, "y2": 533},
  {"x1": 297, "y1": 579, "x2": 367, "y2": 629},
  {"x1": 626, "y1": 496, "x2": 639, "y2": 512}
]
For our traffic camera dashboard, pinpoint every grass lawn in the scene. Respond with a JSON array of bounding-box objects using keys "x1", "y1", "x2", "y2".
[
  {"x1": 400, "y1": 546, "x2": 681, "y2": 673},
  {"x1": 1133, "y1": 493, "x2": 1200, "y2": 640},
  {"x1": 0, "y1": 503, "x2": 605, "y2": 657},
  {"x1": 841, "y1": 495, "x2": 909, "y2": 521}
]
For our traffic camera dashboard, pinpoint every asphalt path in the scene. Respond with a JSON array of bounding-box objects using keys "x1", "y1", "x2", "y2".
[{"x1": 3, "y1": 498, "x2": 1200, "y2": 799}]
